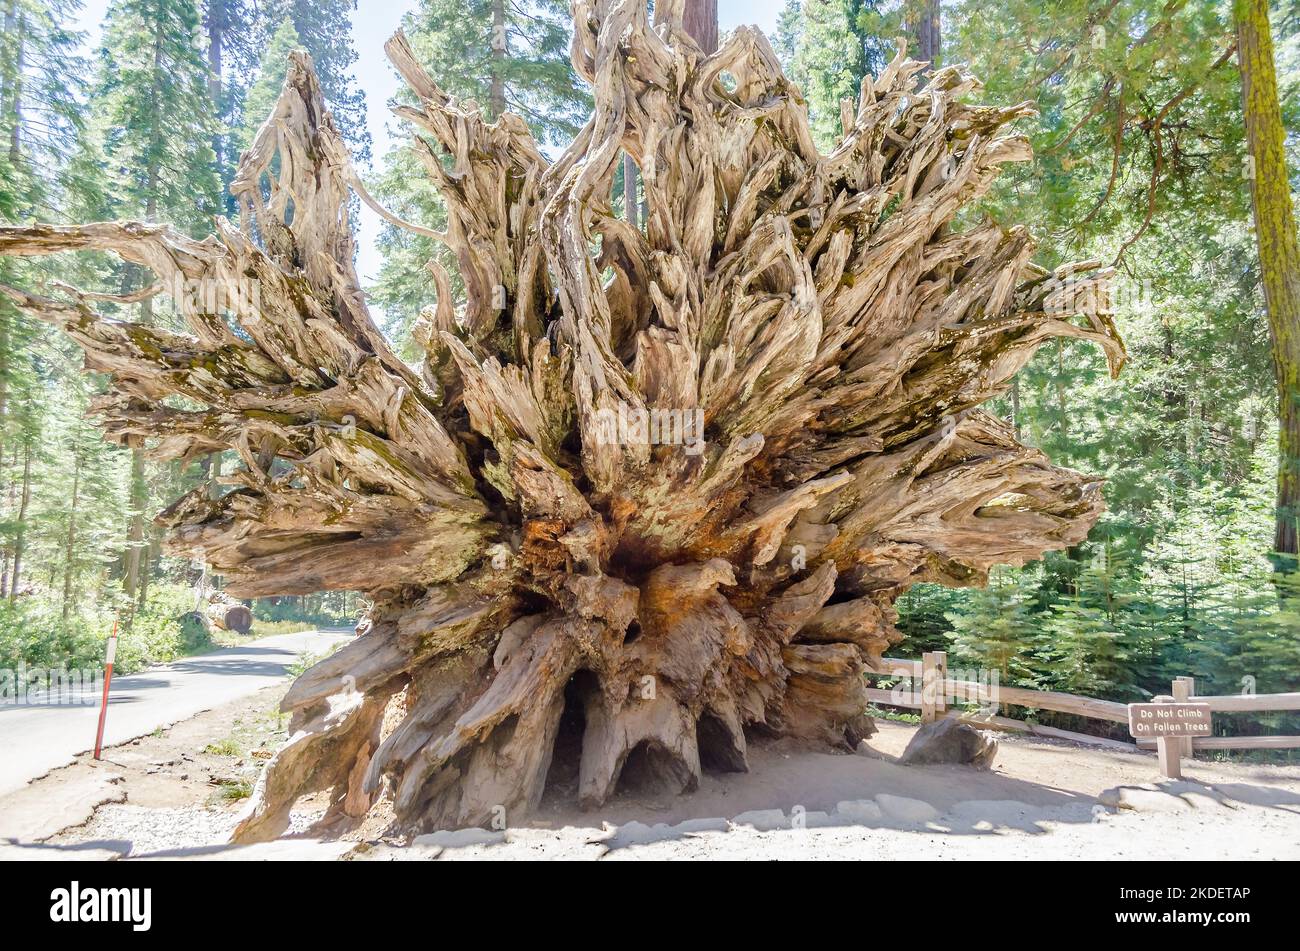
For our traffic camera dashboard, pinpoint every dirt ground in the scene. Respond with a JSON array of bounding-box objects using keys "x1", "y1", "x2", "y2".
[{"x1": 3, "y1": 684, "x2": 1298, "y2": 861}]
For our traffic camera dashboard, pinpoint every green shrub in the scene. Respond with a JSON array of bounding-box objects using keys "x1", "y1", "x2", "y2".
[{"x1": 0, "y1": 583, "x2": 213, "y2": 680}]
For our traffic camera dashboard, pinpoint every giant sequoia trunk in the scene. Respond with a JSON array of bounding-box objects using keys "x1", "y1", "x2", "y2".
[{"x1": 0, "y1": 3, "x2": 1123, "y2": 839}]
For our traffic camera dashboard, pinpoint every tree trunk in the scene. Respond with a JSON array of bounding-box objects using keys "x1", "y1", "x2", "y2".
[
  {"x1": 124, "y1": 23, "x2": 163, "y2": 608},
  {"x1": 0, "y1": 9, "x2": 1124, "y2": 839},
  {"x1": 124, "y1": 441, "x2": 146, "y2": 601},
  {"x1": 206, "y1": 0, "x2": 226, "y2": 184},
  {"x1": 0, "y1": 445, "x2": 12, "y2": 594},
  {"x1": 0, "y1": 0, "x2": 13, "y2": 118},
  {"x1": 488, "y1": 0, "x2": 507, "y2": 119},
  {"x1": 5, "y1": 8, "x2": 22, "y2": 164},
  {"x1": 204, "y1": 590, "x2": 253, "y2": 633},
  {"x1": 1236, "y1": 0, "x2": 1300, "y2": 561},
  {"x1": 909, "y1": 0, "x2": 941, "y2": 67},
  {"x1": 62, "y1": 451, "x2": 81, "y2": 619},
  {"x1": 683, "y1": 0, "x2": 718, "y2": 53},
  {"x1": 9, "y1": 438, "x2": 29, "y2": 599},
  {"x1": 1010, "y1": 375, "x2": 1022, "y2": 442}
]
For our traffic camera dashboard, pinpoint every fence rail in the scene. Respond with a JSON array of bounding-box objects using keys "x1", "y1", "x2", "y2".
[{"x1": 865, "y1": 652, "x2": 1300, "y2": 776}]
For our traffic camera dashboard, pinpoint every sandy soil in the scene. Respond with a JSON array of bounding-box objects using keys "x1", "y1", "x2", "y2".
[{"x1": 4, "y1": 687, "x2": 1298, "y2": 861}]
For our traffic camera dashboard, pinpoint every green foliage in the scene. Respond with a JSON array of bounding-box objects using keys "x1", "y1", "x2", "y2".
[
  {"x1": 93, "y1": 0, "x2": 221, "y2": 230},
  {"x1": 252, "y1": 592, "x2": 358, "y2": 628},
  {"x1": 769, "y1": 1, "x2": 1300, "y2": 744},
  {"x1": 0, "y1": 582, "x2": 206, "y2": 678},
  {"x1": 943, "y1": 566, "x2": 1048, "y2": 689},
  {"x1": 259, "y1": 0, "x2": 370, "y2": 164},
  {"x1": 777, "y1": 0, "x2": 897, "y2": 148},
  {"x1": 204, "y1": 737, "x2": 242, "y2": 756},
  {"x1": 899, "y1": 440, "x2": 1300, "y2": 734},
  {"x1": 0, "y1": 0, "x2": 89, "y2": 219}
]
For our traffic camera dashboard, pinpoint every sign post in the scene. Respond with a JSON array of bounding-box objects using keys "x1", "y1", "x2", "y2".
[
  {"x1": 93, "y1": 619, "x2": 119, "y2": 761},
  {"x1": 1127, "y1": 696, "x2": 1212, "y2": 780}
]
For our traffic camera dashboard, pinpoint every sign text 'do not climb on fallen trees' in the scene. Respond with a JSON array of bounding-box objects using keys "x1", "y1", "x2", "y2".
[{"x1": 1127, "y1": 702, "x2": 1213, "y2": 739}]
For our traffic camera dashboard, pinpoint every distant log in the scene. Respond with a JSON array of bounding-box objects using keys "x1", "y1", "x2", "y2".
[
  {"x1": 0, "y1": 3, "x2": 1123, "y2": 840},
  {"x1": 206, "y1": 593, "x2": 253, "y2": 634}
]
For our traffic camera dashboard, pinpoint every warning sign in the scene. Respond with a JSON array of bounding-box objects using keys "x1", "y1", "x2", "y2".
[{"x1": 1127, "y1": 702, "x2": 1212, "y2": 738}]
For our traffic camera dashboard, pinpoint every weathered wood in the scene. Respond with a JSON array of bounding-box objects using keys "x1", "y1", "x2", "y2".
[
  {"x1": 1193, "y1": 691, "x2": 1300, "y2": 712},
  {"x1": 951, "y1": 682, "x2": 1130, "y2": 724},
  {"x1": 952, "y1": 711, "x2": 1139, "y2": 751},
  {"x1": 0, "y1": 6, "x2": 1124, "y2": 837},
  {"x1": 1138, "y1": 735, "x2": 1300, "y2": 750}
]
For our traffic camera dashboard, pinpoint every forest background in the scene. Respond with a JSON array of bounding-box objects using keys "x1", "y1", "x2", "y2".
[{"x1": 1, "y1": 0, "x2": 1296, "y2": 745}]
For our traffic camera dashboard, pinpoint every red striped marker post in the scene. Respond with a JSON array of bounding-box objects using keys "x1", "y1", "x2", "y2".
[{"x1": 93, "y1": 619, "x2": 119, "y2": 760}]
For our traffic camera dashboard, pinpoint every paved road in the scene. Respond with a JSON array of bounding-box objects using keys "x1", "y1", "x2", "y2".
[{"x1": 0, "y1": 630, "x2": 353, "y2": 798}]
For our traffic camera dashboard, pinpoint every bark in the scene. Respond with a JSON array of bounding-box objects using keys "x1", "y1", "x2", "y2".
[
  {"x1": 124, "y1": 442, "x2": 146, "y2": 601},
  {"x1": 683, "y1": 0, "x2": 718, "y2": 54},
  {"x1": 1236, "y1": 0, "x2": 1300, "y2": 560},
  {"x1": 122, "y1": 21, "x2": 165, "y2": 609},
  {"x1": 0, "y1": 12, "x2": 1123, "y2": 838},
  {"x1": 206, "y1": 0, "x2": 226, "y2": 177}
]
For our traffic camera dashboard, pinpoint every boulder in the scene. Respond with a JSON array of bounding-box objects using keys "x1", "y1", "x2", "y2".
[{"x1": 899, "y1": 718, "x2": 998, "y2": 769}]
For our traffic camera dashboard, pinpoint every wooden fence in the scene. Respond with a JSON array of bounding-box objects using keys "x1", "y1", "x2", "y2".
[{"x1": 865, "y1": 651, "x2": 1300, "y2": 777}]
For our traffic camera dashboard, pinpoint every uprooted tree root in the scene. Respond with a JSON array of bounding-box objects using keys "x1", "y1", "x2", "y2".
[{"x1": 0, "y1": 1, "x2": 1123, "y2": 839}]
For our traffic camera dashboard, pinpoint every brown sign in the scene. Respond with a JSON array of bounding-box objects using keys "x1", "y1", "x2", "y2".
[{"x1": 1127, "y1": 702, "x2": 1212, "y2": 738}]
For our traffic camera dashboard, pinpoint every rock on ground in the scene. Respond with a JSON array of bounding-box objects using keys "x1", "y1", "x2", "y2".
[{"x1": 899, "y1": 719, "x2": 998, "y2": 768}]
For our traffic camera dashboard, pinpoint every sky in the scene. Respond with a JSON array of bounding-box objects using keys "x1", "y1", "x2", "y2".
[{"x1": 71, "y1": 0, "x2": 787, "y2": 289}]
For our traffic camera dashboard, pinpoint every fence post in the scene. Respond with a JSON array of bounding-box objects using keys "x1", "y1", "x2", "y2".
[
  {"x1": 920, "y1": 652, "x2": 937, "y2": 723},
  {"x1": 1173, "y1": 676, "x2": 1195, "y2": 760},
  {"x1": 1154, "y1": 694, "x2": 1181, "y2": 780},
  {"x1": 933, "y1": 650, "x2": 947, "y2": 720}
]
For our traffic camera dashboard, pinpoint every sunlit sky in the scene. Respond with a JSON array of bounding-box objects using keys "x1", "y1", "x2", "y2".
[{"x1": 71, "y1": 1, "x2": 787, "y2": 288}]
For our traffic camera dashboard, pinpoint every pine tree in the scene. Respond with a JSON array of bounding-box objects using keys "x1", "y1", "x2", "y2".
[
  {"x1": 778, "y1": 0, "x2": 896, "y2": 148},
  {"x1": 94, "y1": 0, "x2": 221, "y2": 235},
  {"x1": 0, "y1": 0, "x2": 99, "y2": 618},
  {"x1": 1235, "y1": 0, "x2": 1300, "y2": 562},
  {"x1": 398, "y1": 0, "x2": 587, "y2": 142},
  {"x1": 236, "y1": 16, "x2": 300, "y2": 153},
  {"x1": 92, "y1": 0, "x2": 220, "y2": 616},
  {"x1": 1039, "y1": 549, "x2": 1142, "y2": 700},
  {"x1": 259, "y1": 0, "x2": 370, "y2": 165},
  {"x1": 202, "y1": 0, "x2": 258, "y2": 213},
  {"x1": 945, "y1": 567, "x2": 1047, "y2": 690},
  {"x1": 0, "y1": 0, "x2": 87, "y2": 217}
]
